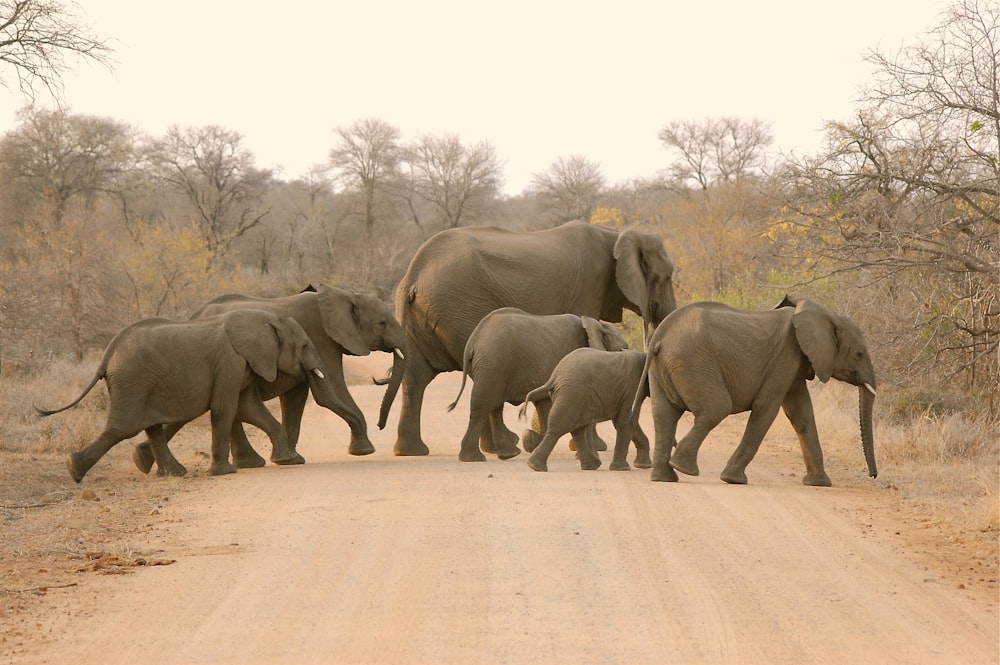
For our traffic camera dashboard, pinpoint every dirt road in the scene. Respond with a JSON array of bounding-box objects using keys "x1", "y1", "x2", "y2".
[{"x1": 8, "y1": 355, "x2": 998, "y2": 664}]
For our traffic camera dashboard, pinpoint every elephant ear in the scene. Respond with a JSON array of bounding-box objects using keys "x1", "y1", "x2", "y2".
[
  {"x1": 316, "y1": 284, "x2": 370, "y2": 356},
  {"x1": 791, "y1": 299, "x2": 838, "y2": 382},
  {"x1": 613, "y1": 230, "x2": 650, "y2": 322},
  {"x1": 580, "y1": 316, "x2": 610, "y2": 350},
  {"x1": 224, "y1": 309, "x2": 280, "y2": 382}
]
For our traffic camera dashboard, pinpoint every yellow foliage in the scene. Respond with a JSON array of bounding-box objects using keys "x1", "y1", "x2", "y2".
[{"x1": 590, "y1": 206, "x2": 624, "y2": 229}]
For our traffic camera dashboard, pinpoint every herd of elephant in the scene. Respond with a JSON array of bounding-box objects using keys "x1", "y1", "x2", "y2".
[{"x1": 39, "y1": 220, "x2": 878, "y2": 487}]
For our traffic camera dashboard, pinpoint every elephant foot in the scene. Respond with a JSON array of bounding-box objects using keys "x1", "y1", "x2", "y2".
[
  {"x1": 209, "y1": 461, "x2": 238, "y2": 476},
  {"x1": 609, "y1": 461, "x2": 631, "y2": 471},
  {"x1": 272, "y1": 452, "x2": 306, "y2": 466},
  {"x1": 155, "y1": 461, "x2": 188, "y2": 477},
  {"x1": 497, "y1": 447, "x2": 522, "y2": 461},
  {"x1": 520, "y1": 430, "x2": 541, "y2": 453},
  {"x1": 233, "y1": 449, "x2": 267, "y2": 468},
  {"x1": 348, "y1": 436, "x2": 376, "y2": 456},
  {"x1": 459, "y1": 448, "x2": 487, "y2": 462},
  {"x1": 393, "y1": 438, "x2": 430, "y2": 456},
  {"x1": 479, "y1": 438, "x2": 498, "y2": 454},
  {"x1": 651, "y1": 464, "x2": 679, "y2": 482},
  {"x1": 579, "y1": 458, "x2": 602, "y2": 471},
  {"x1": 593, "y1": 438, "x2": 608, "y2": 452},
  {"x1": 720, "y1": 467, "x2": 748, "y2": 484},
  {"x1": 669, "y1": 452, "x2": 700, "y2": 476},
  {"x1": 633, "y1": 450, "x2": 652, "y2": 469},
  {"x1": 802, "y1": 472, "x2": 832, "y2": 487},
  {"x1": 526, "y1": 457, "x2": 548, "y2": 472},
  {"x1": 66, "y1": 453, "x2": 86, "y2": 484},
  {"x1": 132, "y1": 443, "x2": 155, "y2": 474}
]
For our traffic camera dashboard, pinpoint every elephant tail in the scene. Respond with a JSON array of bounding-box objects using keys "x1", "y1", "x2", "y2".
[
  {"x1": 628, "y1": 344, "x2": 655, "y2": 425},
  {"x1": 34, "y1": 370, "x2": 105, "y2": 417},
  {"x1": 518, "y1": 381, "x2": 553, "y2": 421},
  {"x1": 446, "y1": 345, "x2": 474, "y2": 412}
]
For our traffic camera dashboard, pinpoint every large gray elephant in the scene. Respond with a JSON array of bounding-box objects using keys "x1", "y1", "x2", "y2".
[
  {"x1": 632, "y1": 297, "x2": 877, "y2": 486},
  {"x1": 445, "y1": 307, "x2": 629, "y2": 462},
  {"x1": 521, "y1": 348, "x2": 650, "y2": 472},
  {"x1": 382, "y1": 220, "x2": 677, "y2": 456},
  {"x1": 36, "y1": 309, "x2": 344, "y2": 482},
  {"x1": 132, "y1": 284, "x2": 406, "y2": 476}
]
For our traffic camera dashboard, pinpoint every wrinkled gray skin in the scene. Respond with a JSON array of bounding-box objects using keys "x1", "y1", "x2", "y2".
[
  {"x1": 522, "y1": 349, "x2": 651, "y2": 472},
  {"x1": 631, "y1": 297, "x2": 877, "y2": 486},
  {"x1": 37, "y1": 309, "x2": 343, "y2": 482},
  {"x1": 132, "y1": 284, "x2": 406, "y2": 476},
  {"x1": 445, "y1": 308, "x2": 629, "y2": 462},
  {"x1": 386, "y1": 220, "x2": 677, "y2": 457}
]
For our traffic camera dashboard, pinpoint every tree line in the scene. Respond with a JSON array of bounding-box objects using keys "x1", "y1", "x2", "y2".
[{"x1": 0, "y1": 0, "x2": 996, "y2": 417}]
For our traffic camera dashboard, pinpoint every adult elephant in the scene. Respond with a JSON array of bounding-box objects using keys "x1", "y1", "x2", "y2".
[
  {"x1": 381, "y1": 220, "x2": 677, "y2": 456},
  {"x1": 36, "y1": 309, "x2": 343, "y2": 481},
  {"x1": 632, "y1": 297, "x2": 877, "y2": 486},
  {"x1": 133, "y1": 284, "x2": 406, "y2": 475},
  {"x1": 445, "y1": 308, "x2": 629, "y2": 462}
]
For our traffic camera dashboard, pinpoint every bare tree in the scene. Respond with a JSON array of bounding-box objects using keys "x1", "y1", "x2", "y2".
[
  {"x1": 0, "y1": 107, "x2": 135, "y2": 224},
  {"x1": 0, "y1": 0, "x2": 112, "y2": 102},
  {"x1": 530, "y1": 154, "x2": 606, "y2": 224},
  {"x1": 403, "y1": 133, "x2": 502, "y2": 230},
  {"x1": 328, "y1": 118, "x2": 401, "y2": 238},
  {"x1": 658, "y1": 117, "x2": 773, "y2": 191},
  {"x1": 776, "y1": 0, "x2": 999, "y2": 399},
  {"x1": 144, "y1": 125, "x2": 271, "y2": 257}
]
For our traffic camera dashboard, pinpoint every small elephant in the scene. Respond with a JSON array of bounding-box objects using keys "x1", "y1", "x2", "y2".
[
  {"x1": 446, "y1": 308, "x2": 629, "y2": 462},
  {"x1": 37, "y1": 309, "x2": 344, "y2": 481},
  {"x1": 520, "y1": 348, "x2": 651, "y2": 472},
  {"x1": 387, "y1": 220, "x2": 677, "y2": 457},
  {"x1": 633, "y1": 297, "x2": 877, "y2": 486},
  {"x1": 132, "y1": 284, "x2": 406, "y2": 475}
]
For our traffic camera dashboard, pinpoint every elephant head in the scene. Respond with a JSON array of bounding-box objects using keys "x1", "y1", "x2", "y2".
[
  {"x1": 613, "y1": 229, "x2": 677, "y2": 331},
  {"x1": 224, "y1": 309, "x2": 327, "y2": 384},
  {"x1": 315, "y1": 284, "x2": 406, "y2": 357},
  {"x1": 790, "y1": 298, "x2": 878, "y2": 478}
]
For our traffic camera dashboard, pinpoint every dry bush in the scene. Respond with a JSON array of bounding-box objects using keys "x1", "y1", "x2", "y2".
[{"x1": 0, "y1": 354, "x2": 108, "y2": 453}]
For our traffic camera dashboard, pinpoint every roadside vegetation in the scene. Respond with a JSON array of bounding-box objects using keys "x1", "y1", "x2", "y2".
[{"x1": 0, "y1": 0, "x2": 996, "y2": 569}]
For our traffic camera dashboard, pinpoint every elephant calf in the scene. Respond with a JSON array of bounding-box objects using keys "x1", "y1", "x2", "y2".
[
  {"x1": 520, "y1": 348, "x2": 651, "y2": 472},
  {"x1": 446, "y1": 308, "x2": 629, "y2": 462},
  {"x1": 36, "y1": 309, "x2": 344, "y2": 482}
]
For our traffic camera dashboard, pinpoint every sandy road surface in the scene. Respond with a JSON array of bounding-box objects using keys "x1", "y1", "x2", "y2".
[{"x1": 9, "y1": 355, "x2": 998, "y2": 664}]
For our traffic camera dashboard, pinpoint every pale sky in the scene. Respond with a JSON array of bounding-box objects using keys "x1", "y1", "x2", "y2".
[{"x1": 0, "y1": 0, "x2": 949, "y2": 195}]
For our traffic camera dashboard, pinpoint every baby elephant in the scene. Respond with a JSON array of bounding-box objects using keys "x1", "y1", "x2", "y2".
[
  {"x1": 447, "y1": 307, "x2": 628, "y2": 462},
  {"x1": 36, "y1": 309, "x2": 345, "y2": 482},
  {"x1": 520, "y1": 348, "x2": 651, "y2": 472}
]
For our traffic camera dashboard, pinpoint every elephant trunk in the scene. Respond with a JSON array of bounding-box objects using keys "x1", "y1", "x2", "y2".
[
  {"x1": 859, "y1": 383, "x2": 877, "y2": 478},
  {"x1": 377, "y1": 346, "x2": 407, "y2": 430}
]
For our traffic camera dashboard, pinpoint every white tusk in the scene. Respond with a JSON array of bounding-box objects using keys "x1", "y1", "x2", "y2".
[
  {"x1": 394, "y1": 348, "x2": 405, "y2": 361},
  {"x1": 312, "y1": 368, "x2": 326, "y2": 380},
  {"x1": 863, "y1": 382, "x2": 877, "y2": 396}
]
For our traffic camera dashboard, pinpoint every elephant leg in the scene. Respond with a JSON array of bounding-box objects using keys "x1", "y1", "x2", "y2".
[
  {"x1": 520, "y1": 404, "x2": 549, "y2": 453},
  {"x1": 132, "y1": 421, "x2": 185, "y2": 474},
  {"x1": 575, "y1": 424, "x2": 608, "y2": 452},
  {"x1": 779, "y1": 380, "x2": 831, "y2": 487},
  {"x1": 669, "y1": 389, "x2": 732, "y2": 477},
  {"x1": 572, "y1": 427, "x2": 602, "y2": 471},
  {"x1": 295, "y1": 375, "x2": 375, "y2": 457},
  {"x1": 488, "y1": 407, "x2": 521, "y2": 460},
  {"x1": 719, "y1": 401, "x2": 783, "y2": 485},
  {"x1": 610, "y1": 413, "x2": 648, "y2": 471},
  {"x1": 527, "y1": 406, "x2": 573, "y2": 472},
  {"x1": 66, "y1": 424, "x2": 137, "y2": 483},
  {"x1": 229, "y1": 422, "x2": 267, "y2": 468},
  {"x1": 458, "y1": 400, "x2": 489, "y2": 463},
  {"x1": 649, "y1": 381, "x2": 681, "y2": 482},
  {"x1": 236, "y1": 389, "x2": 300, "y2": 466},
  {"x1": 146, "y1": 425, "x2": 188, "y2": 477},
  {"x1": 393, "y1": 358, "x2": 434, "y2": 456}
]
